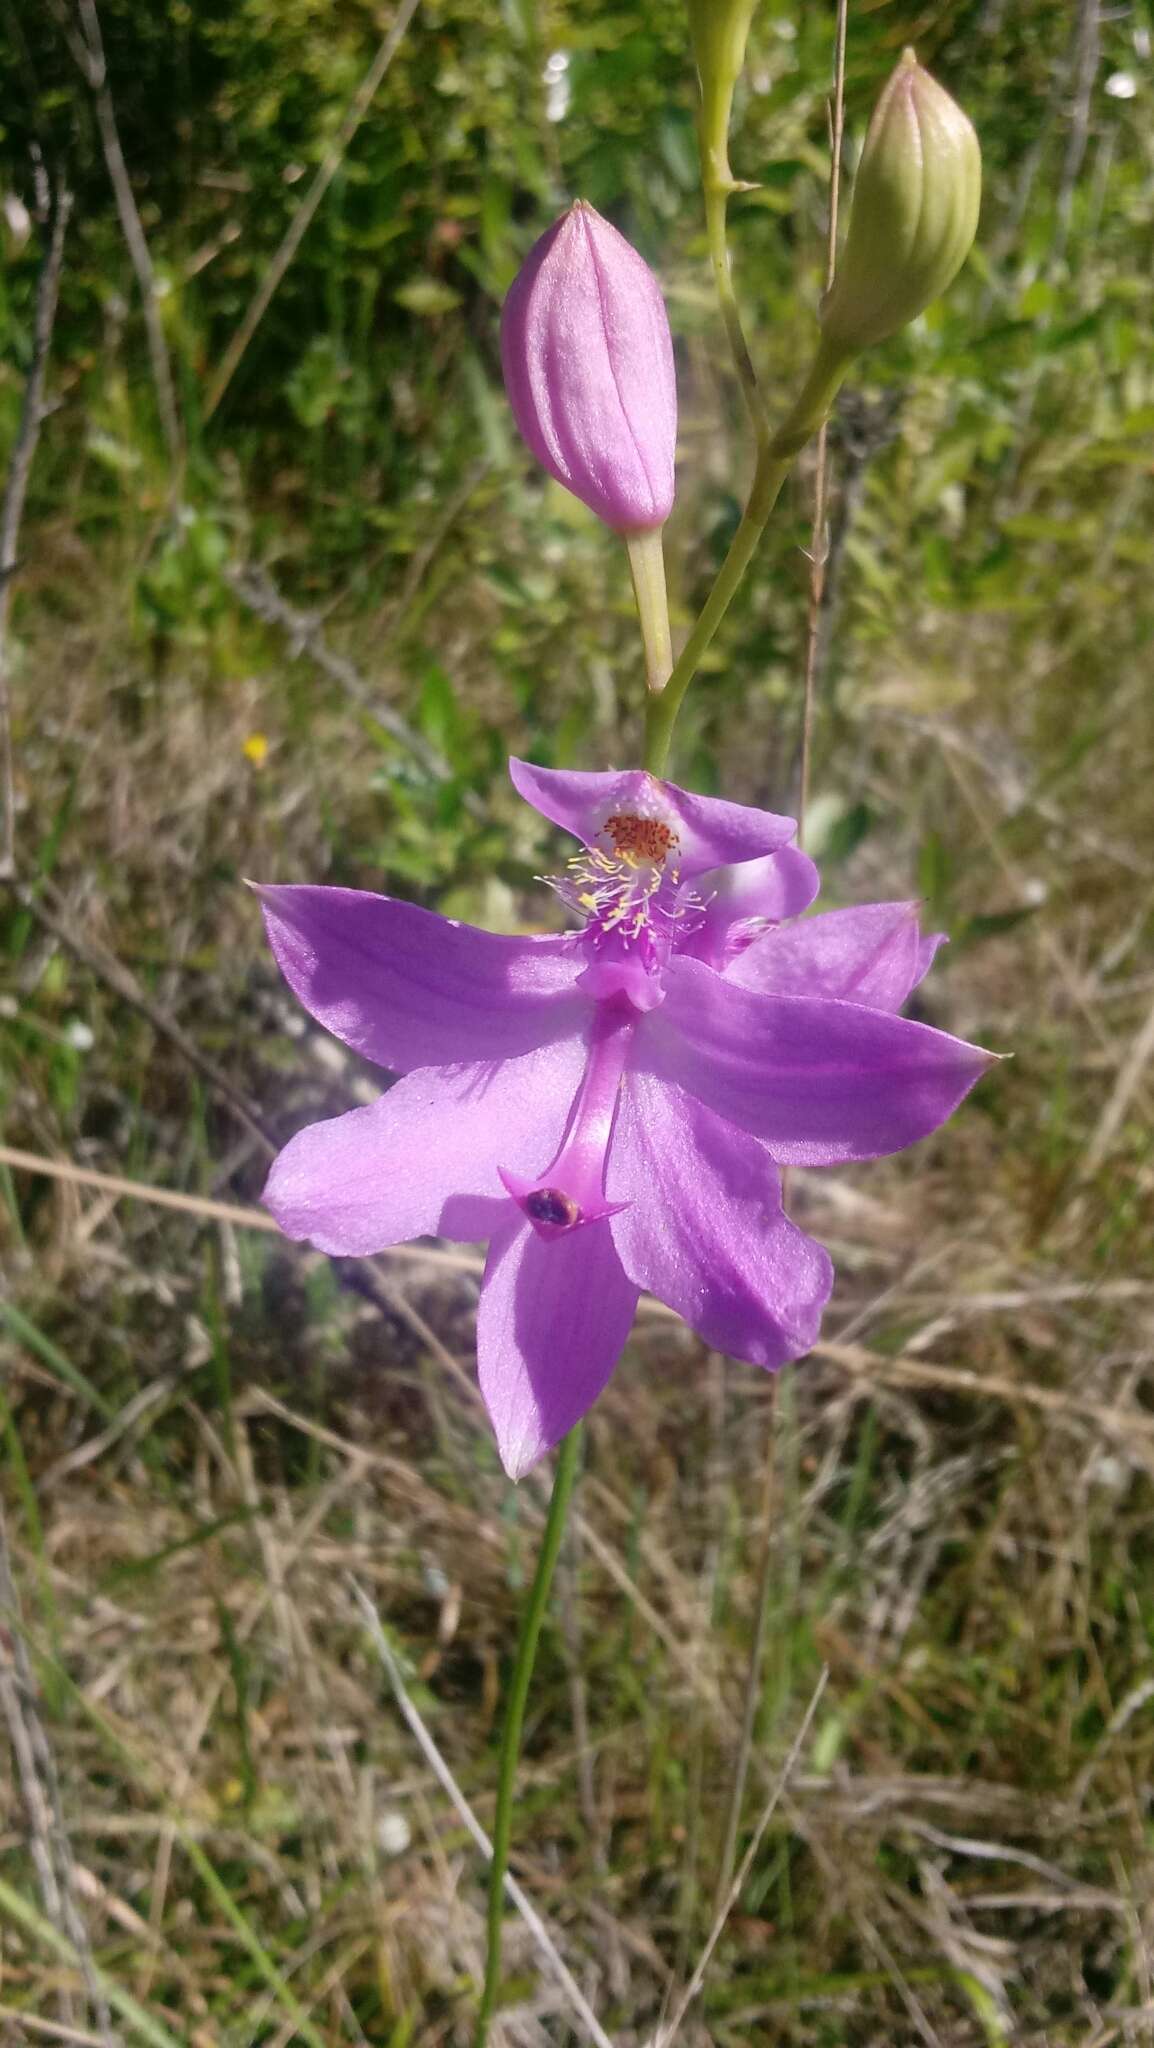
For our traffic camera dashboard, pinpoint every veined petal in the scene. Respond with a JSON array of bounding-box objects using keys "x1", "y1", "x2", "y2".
[
  {"x1": 478, "y1": 1211, "x2": 639, "y2": 1478},
  {"x1": 642, "y1": 956, "x2": 993, "y2": 1164},
  {"x1": 258, "y1": 884, "x2": 586, "y2": 1074},
  {"x1": 684, "y1": 847, "x2": 822, "y2": 968},
  {"x1": 509, "y1": 760, "x2": 797, "y2": 877},
  {"x1": 727, "y1": 901, "x2": 942, "y2": 1011},
  {"x1": 608, "y1": 1070, "x2": 833, "y2": 1365},
  {"x1": 263, "y1": 1035, "x2": 590, "y2": 1256}
]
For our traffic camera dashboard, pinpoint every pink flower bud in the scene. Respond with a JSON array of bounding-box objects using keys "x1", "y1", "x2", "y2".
[{"x1": 500, "y1": 201, "x2": 677, "y2": 533}]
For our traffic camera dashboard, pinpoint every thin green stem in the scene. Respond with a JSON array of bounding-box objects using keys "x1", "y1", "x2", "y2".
[
  {"x1": 624, "y1": 526, "x2": 674, "y2": 694},
  {"x1": 476, "y1": 1424, "x2": 583, "y2": 2046},
  {"x1": 703, "y1": 180, "x2": 770, "y2": 446},
  {"x1": 798, "y1": 0, "x2": 850, "y2": 843},
  {"x1": 644, "y1": 333, "x2": 851, "y2": 776}
]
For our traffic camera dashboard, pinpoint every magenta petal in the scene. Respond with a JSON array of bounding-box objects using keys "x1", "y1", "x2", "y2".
[
  {"x1": 509, "y1": 760, "x2": 797, "y2": 877},
  {"x1": 608, "y1": 1070, "x2": 833, "y2": 1366},
  {"x1": 263, "y1": 1035, "x2": 589, "y2": 1255},
  {"x1": 685, "y1": 848, "x2": 822, "y2": 967},
  {"x1": 728, "y1": 902, "x2": 932, "y2": 1011},
  {"x1": 477, "y1": 1211, "x2": 639, "y2": 1478},
  {"x1": 258, "y1": 884, "x2": 585, "y2": 1074},
  {"x1": 644, "y1": 956, "x2": 993, "y2": 1164},
  {"x1": 916, "y1": 930, "x2": 948, "y2": 987},
  {"x1": 500, "y1": 201, "x2": 676, "y2": 531}
]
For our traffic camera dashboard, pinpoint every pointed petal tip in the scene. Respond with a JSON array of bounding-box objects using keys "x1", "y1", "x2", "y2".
[
  {"x1": 499, "y1": 1434, "x2": 540, "y2": 1483},
  {"x1": 251, "y1": 879, "x2": 295, "y2": 911},
  {"x1": 246, "y1": 877, "x2": 288, "y2": 906},
  {"x1": 657, "y1": 958, "x2": 998, "y2": 1164}
]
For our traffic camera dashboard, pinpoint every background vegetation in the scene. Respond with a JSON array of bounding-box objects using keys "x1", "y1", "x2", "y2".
[{"x1": 2, "y1": 0, "x2": 1153, "y2": 2041}]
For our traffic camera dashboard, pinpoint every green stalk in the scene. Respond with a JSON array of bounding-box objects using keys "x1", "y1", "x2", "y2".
[
  {"x1": 476, "y1": 1423, "x2": 583, "y2": 2046},
  {"x1": 624, "y1": 525, "x2": 674, "y2": 694},
  {"x1": 644, "y1": 332, "x2": 851, "y2": 776},
  {"x1": 703, "y1": 180, "x2": 770, "y2": 447}
]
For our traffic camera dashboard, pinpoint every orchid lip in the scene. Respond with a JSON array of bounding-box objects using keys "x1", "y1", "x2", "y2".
[{"x1": 498, "y1": 1003, "x2": 635, "y2": 1240}]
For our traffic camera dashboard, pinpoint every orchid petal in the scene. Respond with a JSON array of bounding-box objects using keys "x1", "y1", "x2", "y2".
[
  {"x1": 608, "y1": 1070, "x2": 833, "y2": 1365},
  {"x1": 258, "y1": 884, "x2": 585, "y2": 1074},
  {"x1": 685, "y1": 847, "x2": 822, "y2": 968},
  {"x1": 477, "y1": 1211, "x2": 639, "y2": 1478},
  {"x1": 263, "y1": 1034, "x2": 590, "y2": 1255},
  {"x1": 509, "y1": 760, "x2": 797, "y2": 877},
  {"x1": 642, "y1": 955, "x2": 993, "y2": 1164},
  {"x1": 728, "y1": 901, "x2": 938, "y2": 1011},
  {"x1": 916, "y1": 930, "x2": 948, "y2": 988}
]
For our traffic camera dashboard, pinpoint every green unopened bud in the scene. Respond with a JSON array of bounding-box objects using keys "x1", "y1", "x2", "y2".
[
  {"x1": 820, "y1": 49, "x2": 981, "y2": 353},
  {"x1": 688, "y1": 0, "x2": 758, "y2": 191}
]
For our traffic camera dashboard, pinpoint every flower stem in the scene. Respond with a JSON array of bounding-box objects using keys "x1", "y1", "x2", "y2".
[
  {"x1": 624, "y1": 525, "x2": 674, "y2": 694},
  {"x1": 643, "y1": 332, "x2": 851, "y2": 777},
  {"x1": 703, "y1": 179, "x2": 770, "y2": 447},
  {"x1": 476, "y1": 1423, "x2": 583, "y2": 2047}
]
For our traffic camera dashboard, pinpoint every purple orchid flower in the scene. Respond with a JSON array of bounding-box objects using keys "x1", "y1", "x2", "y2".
[{"x1": 258, "y1": 763, "x2": 992, "y2": 1479}]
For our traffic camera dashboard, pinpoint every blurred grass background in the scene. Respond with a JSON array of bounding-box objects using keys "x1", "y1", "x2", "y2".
[{"x1": 2, "y1": 0, "x2": 1154, "y2": 2041}]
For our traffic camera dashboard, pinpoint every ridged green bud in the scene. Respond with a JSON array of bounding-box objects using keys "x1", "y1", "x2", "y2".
[
  {"x1": 688, "y1": 0, "x2": 758, "y2": 191},
  {"x1": 820, "y1": 49, "x2": 981, "y2": 353}
]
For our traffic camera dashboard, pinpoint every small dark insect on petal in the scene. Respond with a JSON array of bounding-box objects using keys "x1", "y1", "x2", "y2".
[{"x1": 525, "y1": 1187, "x2": 580, "y2": 1229}]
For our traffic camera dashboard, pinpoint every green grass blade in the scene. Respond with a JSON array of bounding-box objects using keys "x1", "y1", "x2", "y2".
[
  {"x1": 0, "y1": 1876, "x2": 185, "y2": 2048},
  {"x1": 0, "y1": 1301, "x2": 115, "y2": 1420},
  {"x1": 176, "y1": 1834, "x2": 329, "y2": 2048}
]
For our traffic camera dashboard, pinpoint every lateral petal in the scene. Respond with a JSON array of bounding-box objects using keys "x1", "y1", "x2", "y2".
[
  {"x1": 727, "y1": 901, "x2": 939, "y2": 1011},
  {"x1": 643, "y1": 956, "x2": 993, "y2": 1164},
  {"x1": 608, "y1": 1069, "x2": 833, "y2": 1366},
  {"x1": 684, "y1": 847, "x2": 822, "y2": 968},
  {"x1": 258, "y1": 884, "x2": 585, "y2": 1074},
  {"x1": 477, "y1": 1211, "x2": 639, "y2": 1478},
  {"x1": 264, "y1": 1034, "x2": 589, "y2": 1256}
]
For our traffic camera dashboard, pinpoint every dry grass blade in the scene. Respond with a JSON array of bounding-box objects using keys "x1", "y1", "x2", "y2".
[
  {"x1": 47, "y1": 0, "x2": 181, "y2": 469},
  {"x1": 352, "y1": 1580, "x2": 617, "y2": 2048},
  {"x1": 0, "y1": 1500, "x2": 117, "y2": 2043},
  {"x1": 0, "y1": 1142, "x2": 279, "y2": 1231},
  {"x1": 1082, "y1": 982, "x2": 1154, "y2": 1174},
  {"x1": 815, "y1": 1337, "x2": 1154, "y2": 1456},
  {"x1": 0, "y1": 1145, "x2": 674, "y2": 1300},
  {"x1": 0, "y1": 2008, "x2": 113, "y2": 2046},
  {"x1": 711, "y1": 1389, "x2": 778, "y2": 1915},
  {"x1": 658, "y1": 1669, "x2": 830, "y2": 2045},
  {"x1": 5, "y1": 881, "x2": 273, "y2": 1148},
  {"x1": 0, "y1": 172, "x2": 72, "y2": 880},
  {"x1": 204, "y1": 0, "x2": 422, "y2": 419}
]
